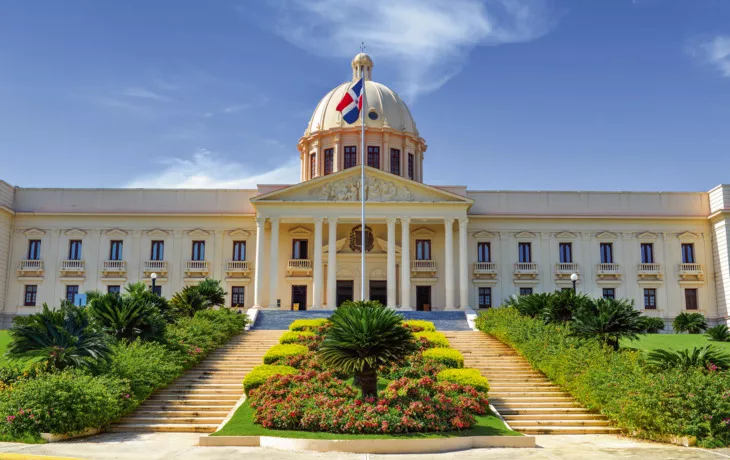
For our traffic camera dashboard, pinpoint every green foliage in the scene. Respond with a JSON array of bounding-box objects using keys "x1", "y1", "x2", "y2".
[
  {"x1": 402, "y1": 320, "x2": 436, "y2": 332},
  {"x1": 638, "y1": 316, "x2": 665, "y2": 334},
  {"x1": 647, "y1": 346, "x2": 730, "y2": 371},
  {"x1": 195, "y1": 278, "x2": 227, "y2": 307},
  {"x1": 422, "y1": 348, "x2": 464, "y2": 368},
  {"x1": 243, "y1": 365, "x2": 298, "y2": 395},
  {"x1": 6, "y1": 303, "x2": 111, "y2": 371},
  {"x1": 104, "y1": 340, "x2": 185, "y2": 400},
  {"x1": 413, "y1": 331, "x2": 450, "y2": 348},
  {"x1": 437, "y1": 368, "x2": 489, "y2": 393},
  {"x1": 169, "y1": 278, "x2": 226, "y2": 317},
  {"x1": 123, "y1": 282, "x2": 174, "y2": 322},
  {"x1": 263, "y1": 344, "x2": 309, "y2": 365},
  {"x1": 541, "y1": 289, "x2": 593, "y2": 324},
  {"x1": 706, "y1": 325, "x2": 730, "y2": 342},
  {"x1": 673, "y1": 312, "x2": 708, "y2": 334},
  {"x1": 87, "y1": 289, "x2": 166, "y2": 341},
  {"x1": 514, "y1": 292, "x2": 552, "y2": 318},
  {"x1": 289, "y1": 319, "x2": 329, "y2": 332},
  {"x1": 165, "y1": 308, "x2": 248, "y2": 364},
  {"x1": 571, "y1": 298, "x2": 644, "y2": 350},
  {"x1": 279, "y1": 331, "x2": 316, "y2": 344}
]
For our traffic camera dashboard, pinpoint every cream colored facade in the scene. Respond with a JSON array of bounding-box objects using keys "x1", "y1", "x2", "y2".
[{"x1": 1, "y1": 54, "x2": 729, "y2": 327}]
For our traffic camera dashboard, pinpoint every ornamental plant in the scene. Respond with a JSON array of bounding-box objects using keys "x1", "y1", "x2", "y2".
[
  {"x1": 402, "y1": 320, "x2": 436, "y2": 332},
  {"x1": 422, "y1": 348, "x2": 464, "y2": 368},
  {"x1": 263, "y1": 344, "x2": 308, "y2": 365},
  {"x1": 638, "y1": 316, "x2": 665, "y2": 334},
  {"x1": 647, "y1": 346, "x2": 730, "y2": 371},
  {"x1": 87, "y1": 290, "x2": 166, "y2": 342},
  {"x1": 706, "y1": 325, "x2": 730, "y2": 342},
  {"x1": 413, "y1": 331, "x2": 450, "y2": 348},
  {"x1": 243, "y1": 365, "x2": 298, "y2": 395},
  {"x1": 279, "y1": 331, "x2": 316, "y2": 344},
  {"x1": 571, "y1": 298, "x2": 645, "y2": 351},
  {"x1": 673, "y1": 312, "x2": 708, "y2": 334},
  {"x1": 437, "y1": 368, "x2": 490, "y2": 393},
  {"x1": 289, "y1": 318, "x2": 329, "y2": 332}
]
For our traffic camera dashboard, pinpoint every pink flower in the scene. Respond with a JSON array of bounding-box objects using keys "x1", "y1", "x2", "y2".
[{"x1": 6, "y1": 416, "x2": 15, "y2": 422}]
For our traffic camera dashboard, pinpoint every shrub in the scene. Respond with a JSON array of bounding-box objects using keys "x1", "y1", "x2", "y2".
[
  {"x1": 289, "y1": 319, "x2": 329, "y2": 332},
  {"x1": 279, "y1": 331, "x2": 316, "y2": 344},
  {"x1": 263, "y1": 344, "x2": 309, "y2": 365},
  {"x1": 706, "y1": 325, "x2": 730, "y2": 342},
  {"x1": 87, "y1": 290, "x2": 166, "y2": 342},
  {"x1": 169, "y1": 278, "x2": 227, "y2": 318},
  {"x1": 422, "y1": 348, "x2": 464, "y2": 368},
  {"x1": 542, "y1": 290, "x2": 593, "y2": 324},
  {"x1": 437, "y1": 368, "x2": 489, "y2": 393},
  {"x1": 571, "y1": 298, "x2": 644, "y2": 350},
  {"x1": 514, "y1": 292, "x2": 552, "y2": 318},
  {"x1": 104, "y1": 340, "x2": 185, "y2": 400},
  {"x1": 165, "y1": 308, "x2": 247, "y2": 365},
  {"x1": 402, "y1": 320, "x2": 436, "y2": 332},
  {"x1": 638, "y1": 316, "x2": 665, "y2": 334},
  {"x1": 243, "y1": 365, "x2": 298, "y2": 395},
  {"x1": 647, "y1": 346, "x2": 730, "y2": 371},
  {"x1": 673, "y1": 312, "x2": 708, "y2": 334},
  {"x1": 413, "y1": 331, "x2": 449, "y2": 348}
]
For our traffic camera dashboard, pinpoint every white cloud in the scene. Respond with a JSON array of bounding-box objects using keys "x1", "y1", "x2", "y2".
[
  {"x1": 691, "y1": 35, "x2": 730, "y2": 77},
  {"x1": 267, "y1": 0, "x2": 555, "y2": 99},
  {"x1": 125, "y1": 149, "x2": 300, "y2": 189},
  {"x1": 122, "y1": 87, "x2": 169, "y2": 101}
]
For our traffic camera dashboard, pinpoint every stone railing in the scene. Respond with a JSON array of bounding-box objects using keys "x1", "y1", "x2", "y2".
[
  {"x1": 18, "y1": 259, "x2": 44, "y2": 274},
  {"x1": 638, "y1": 263, "x2": 662, "y2": 279},
  {"x1": 102, "y1": 260, "x2": 126, "y2": 274},
  {"x1": 144, "y1": 260, "x2": 168, "y2": 274},
  {"x1": 60, "y1": 260, "x2": 85, "y2": 274},
  {"x1": 678, "y1": 263, "x2": 704, "y2": 281},
  {"x1": 185, "y1": 261, "x2": 209, "y2": 275},
  {"x1": 473, "y1": 262, "x2": 497, "y2": 275},
  {"x1": 287, "y1": 259, "x2": 312, "y2": 275},
  {"x1": 596, "y1": 263, "x2": 621, "y2": 278}
]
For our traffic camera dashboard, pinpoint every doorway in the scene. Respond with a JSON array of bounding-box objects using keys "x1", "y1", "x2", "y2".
[
  {"x1": 291, "y1": 285, "x2": 307, "y2": 311},
  {"x1": 369, "y1": 280, "x2": 387, "y2": 306},
  {"x1": 416, "y1": 285, "x2": 431, "y2": 311},
  {"x1": 336, "y1": 280, "x2": 354, "y2": 307}
]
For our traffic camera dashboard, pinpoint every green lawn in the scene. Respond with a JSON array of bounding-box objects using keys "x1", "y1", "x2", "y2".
[
  {"x1": 620, "y1": 333, "x2": 730, "y2": 353},
  {"x1": 0, "y1": 330, "x2": 10, "y2": 365}
]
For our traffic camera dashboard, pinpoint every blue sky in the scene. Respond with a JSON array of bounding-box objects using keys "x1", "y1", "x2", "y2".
[{"x1": 1, "y1": 0, "x2": 729, "y2": 191}]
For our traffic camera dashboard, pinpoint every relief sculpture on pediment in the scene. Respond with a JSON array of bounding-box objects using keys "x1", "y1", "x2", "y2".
[{"x1": 312, "y1": 176, "x2": 414, "y2": 202}]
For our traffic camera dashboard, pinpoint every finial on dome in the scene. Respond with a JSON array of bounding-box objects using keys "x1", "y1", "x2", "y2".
[{"x1": 352, "y1": 47, "x2": 373, "y2": 81}]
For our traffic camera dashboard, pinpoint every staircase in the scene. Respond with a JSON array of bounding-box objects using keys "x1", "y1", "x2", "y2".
[
  {"x1": 445, "y1": 331, "x2": 619, "y2": 435},
  {"x1": 111, "y1": 330, "x2": 284, "y2": 433},
  {"x1": 252, "y1": 310, "x2": 471, "y2": 331}
]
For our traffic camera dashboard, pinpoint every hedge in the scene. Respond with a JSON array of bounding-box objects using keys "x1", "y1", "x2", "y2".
[
  {"x1": 476, "y1": 307, "x2": 730, "y2": 447},
  {"x1": 243, "y1": 365, "x2": 298, "y2": 395},
  {"x1": 289, "y1": 319, "x2": 329, "y2": 332},
  {"x1": 402, "y1": 320, "x2": 436, "y2": 332},
  {"x1": 263, "y1": 344, "x2": 309, "y2": 365},
  {"x1": 413, "y1": 331, "x2": 450, "y2": 348},
  {"x1": 279, "y1": 331, "x2": 316, "y2": 344},
  {"x1": 422, "y1": 348, "x2": 464, "y2": 368},
  {"x1": 437, "y1": 368, "x2": 489, "y2": 393}
]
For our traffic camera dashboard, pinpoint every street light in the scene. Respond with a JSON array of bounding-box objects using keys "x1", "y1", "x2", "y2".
[
  {"x1": 150, "y1": 272, "x2": 158, "y2": 293},
  {"x1": 570, "y1": 273, "x2": 578, "y2": 292}
]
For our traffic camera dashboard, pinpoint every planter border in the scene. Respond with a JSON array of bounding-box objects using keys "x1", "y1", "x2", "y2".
[{"x1": 41, "y1": 427, "x2": 101, "y2": 443}]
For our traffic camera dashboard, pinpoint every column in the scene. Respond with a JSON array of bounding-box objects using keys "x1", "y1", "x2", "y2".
[
  {"x1": 253, "y1": 216, "x2": 266, "y2": 308},
  {"x1": 444, "y1": 218, "x2": 455, "y2": 308},
  {"x1": 400, "y1": 218, "x2": 411, "y2": 309},
  {"x1": 386, "y1": 218, "x2": 397, "y2": 308},
  {"x1": 327, "y1": 218, "x2": 337, "y2": 309},
  {"x1": 212, "y1": 230, "x2": 224, "y2": 282},
  {"x1": 333, "y1": 137, "x2": 341, "y2": 172},
  {"x1": 268, "y1": 218, "x2": 279, "y2": 308},
  {"x1": 458, "y1": 217, "x2": 469, "y2": 309},
  {"x1": 313, "y1": 217, "x2": 324, "y2": 309},
  {"x1": 383, "y1": 134, "x2": 390, "y2": 173}
]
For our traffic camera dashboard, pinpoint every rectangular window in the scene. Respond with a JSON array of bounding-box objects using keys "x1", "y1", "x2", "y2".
[
  {"x1": 233, "y1": 241, "x2": 247, "y2": 261},
  {"x1": 600, "y1": 243, "x2": 613, "y2": 264},
  {"x1": 519, "y1": 287, "x2": 533, "y2": 296},
  {"x1": 477, "y1": 242, "x2": 491, "y2": 263},
  {"x1": 309, "y1": 153, "x2": 316, "y2": 178},
  {"x1": 292, "y1": 239, "x2": 309, "y2": 259},
  {"x1": 390, "y1": 148, "x2": 401, "y2": 175},
  {"x1": 685, "y1": 288, "x2": 698, "y2": 310},
  {"x1": 324, "y1": 148, "x2": 334, "y2": 175},
  {"x1": 408, "y1": 153, "x2": 414, "y2": 179},
  {"x1": 151, "y1": 241, "x2": 165, "y2": 261},
  {"x1": 644, "y1": 288, "x2": 657, "y2": 309},
  {"x1": 344, "y1": 146, "x2": 357, "y2": 169},
  {"x1": 27, "y1": 240, "x2": 41, "y2": 260},
  {"x1": 231, "y1": 286, "x2": 245, "y2": 308},
  {"x1": 602, "y1": 288, "x2": 615, "y2": 300},
  {"x1": 415, "y1": 240, "x2": 431, "y2": 261},
  {"x1": 640, "y1": 243, "x2": 654, "y2": 264},
  {"x1": 367, "y1": 146, "x2": 380, "y2": 168},
  {"x1": 192, "y1": 241, "x2": 205, "y2": 261},
  {"x1": 24, "y1": 285, "x2": 37, "y2": 306},
  {"x1": 559, "y1": 242, "x2": 572, "y2": 263},
  {"x1": 152, "y1": 285, "x2": 162, "y2": 296},
  {"x1": 681, "y1": 243, "x2": 695, "y2": 263},
  {"x1": 478, "y1": 287, "x2": 492, "y2": 309},
  {"x1": 66, "y1": 285, "x2": 79, "y2": 304},
  {"x1": 518, "y1": 242, "x2": 532, "y2": 263},
  {"x1": 109, "y1": 240, "x2": 123, "y2": 261},
  {"x1": 107, "y1": 285, "x2": 121, "y2": 294},
  {"x1": 68, "y1": 240, "x2": 82, "y2": 260}
]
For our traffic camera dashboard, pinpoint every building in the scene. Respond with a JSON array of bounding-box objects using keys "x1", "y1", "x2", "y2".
[{"x1": 1, "y1": 53, "x2": 729, "y2": 327}]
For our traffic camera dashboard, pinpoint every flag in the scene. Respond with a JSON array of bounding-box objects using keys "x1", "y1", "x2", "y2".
[{"x1": 336, "y1": 77, "x2": 364, "y2": 124}]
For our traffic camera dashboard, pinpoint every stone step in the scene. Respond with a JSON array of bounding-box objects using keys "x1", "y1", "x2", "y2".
[
  {"x1": 497, "y1": 407, "x2": 594, "y2": 415},
  {"x1": 108, "y1": 424, "x2": 218, "y2": 433},
  {"x1": 118, "y1": 417, "x2": 224, "y2": 425},
  {"x1": 136, "y1": 404, "x2": 231, "y2": 411},
  {"x1": 508, "y1": 419, "x2": 611, "y2": 427},
  {"x1": 142, "y1": 399, "x2": 238, "y2": 406},
  {"x1": 517, "y1": 426, "x2": 621, "y2": 435},
  {"x1": 134, "y1": 410, "x2": 231, "y2": 417},
  {"x1": 149, "y1": 394, "x2": 240, "y2": 401},
  {"x1": 489, "y1": 392, "x2": 568, "y2": 398},
  {"x1": 493, "y1": 401, "x2": 581, "y2": 408},
  {"x1": 155, "y1": 388, "x2": 243, "y2": 395},
  {"x1": 503, "y1": 413, "x2": 605, "y2": 421}
]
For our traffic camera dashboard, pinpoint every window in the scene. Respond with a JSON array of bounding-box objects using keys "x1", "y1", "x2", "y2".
[
  {"x1": 367, "y1": 146, "x2": 380, "y2": 168},
  {"x1": 519, "y1": 287, "x2": 533, "y2": 296},
  {"x1": 640, "y1": 243, "x2": 654, "y2": 264},
  {"x1": 192, "y1": 241, "x2": 205, "y2": 261},
  {"x1": 109, "y1": 240, "x2": 123, "y2": 261},
  {"x1": 152, "y1": 285, "x2": 162, "y2": 296},
  {"x1": 559, "y1": 242, "x2": 572, "y2": 263},
  {"x1": 518, "y1": 242, "x2": 532, "y2": 263},
  {"x1": 408, "y1": 153, "x2": 414, "y2": 179},
  {"x1": 390, "y1": 148, "x2": 401, "y2": 175},
  {"x1": 415, "y1": 240, "x2": 431, "y2": 261},
  {"x1": 24, "y1": 285, "x2": 37, "y2": 306},
  {"x1": 27, "y1": 240, "x2": 41, "y2": 260},
  {"x1": 68, "y1": 240, "x2": 82, "y2": 260},
  {"x1": 602, "y1": 288, "x2": 615, "y2": 300},
  {"x1": 233, "y1": 241, "x2": 246, "y2": 261},
  {"x1": 66, "y1": 285, "x2": 79, "y2": 304},
  {"x1": 681, "y1": 243, "x2": 695, "y2": 263},
  {"x1": 478, "y1": 287, "x2": 492, "y2": 309},
  {"x1": 309, "y1": 153, "x2": 316, "y2": 178},
  {"x1": 344, "y1": 146, "x2": 357, "y2": 169},
  {"x1": 231, "y1": 286, "x2": 245, "y2": 308},
  {"x1": 292, "y1": 239, "x2": 309, "y2": 259},
  {"x1": 151, "y1": 241, "x2": 165, "y2": 261},
  {"x1": 644, "y1": 288, "x2": 656, "y2": 309},
  {"x1": 685, "y1": 288, "x2": 698, "y2": 310},
  {"x1": 107, "y1": 285, "x2": 121, "y2": 294},
  {"x1": 600, "y1": 243, "x2": 613, "y2": 264},
  {"x1": 324, "y1": 148, "x2": 334, "y2": 175},
  {"x1": 477, "y1": 242, "x2": 491, "y2": 263}
]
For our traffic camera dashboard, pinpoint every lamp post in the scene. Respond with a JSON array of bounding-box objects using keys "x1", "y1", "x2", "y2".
[
  {"x1": 570, "y1": 273, "x2": 578, "y2": 292},
  {"x1": 150, "y1": 272, "x2": 157, "y2": 294}
]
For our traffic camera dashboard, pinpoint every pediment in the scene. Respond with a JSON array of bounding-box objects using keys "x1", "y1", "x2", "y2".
[
  {"x1": 554, "y1": 231, "x2": 577, "y2": 240},
  {"x1": 64, "y1": 228, "x2": 86, "y2": 237},
  {"x1": 289, "y1": 226, "x2": 312, "y2": 237},
  {"x1": 228, "y1": 229, "x2": 251, "y2": 238},
  {"x1": 147, "y1": 229, "x2": 169, "y2": 237},
  {"x1": 105, "y1": 228, "x2": 127, "y2": 237},
  {"x1": 677, "y1": 231, "x2": 699, "y2": 241},
  {"x1": 596, "y1": 231, "x2": 618, "y2": 241},
  {"x1": 636, "y1": 232, "x2": 658, "y2": 241},
  {"x1": 187, "y1": 229, "x2": 210, "y2": 237},
  {"x1": 472, "y1": 231, "x2": 496, "y2": 240},
  {"x1": 412, "y1": 227, "x2": 436, "y2": 237},
  {"x1": 514, "y1": 231, "x2": 537, "y2": 239},
  {"x1": 23, "y1": 228, "x2": 46, "y2": 237}
]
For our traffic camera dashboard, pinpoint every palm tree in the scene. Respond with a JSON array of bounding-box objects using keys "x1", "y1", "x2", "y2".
[
  {"x1": 638, "y1": 316, "x2": 665, "y2": 334},
  {"x1": 196, "y1": 278, "x2": 226, "y2": 307},
  {"x1": 706, "y1": 325, "x2": 730, "y2": 342},
  {"x1": 514, "y1": 293, "x2": 552, "y2": 318},
  {"x1": 542, "y1": 289, "x2": 592, "y2": 324},
  {"x1": 6, "y1": 303, "x2": 111, "y2": 371},
  {"x1": 318, "y1": 302, "x2": 416, "y2": 399},
  {"x1": 124, "y1": 281, "x2": 174, "y2": 322},
  {"x1": 170, "y1": 279, "x2": 226, "y2": 317},
  {"x1": 647, "y1": 346, "x2": 730, "y2": 371},
  {"x1": 87, "y1": 289, "x2": 166, "y2": 341},
  {"x1": 571, "y1": 298, "x2": 645, "y2": 350},
  {"x1": 673, "y1": 312, "x2": 708, "y2": 334}
]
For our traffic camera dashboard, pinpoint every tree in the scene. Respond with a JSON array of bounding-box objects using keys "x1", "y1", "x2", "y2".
[
  {"x1": 170, "y1": 278, "x2": 226, "y2": 317},
  {"x1": 647, "y1": 346, "x2": 730, "y2": 371},
  {"x1": 6, "y1": 303, "x2": 111, "y2": 371},
  {"x1": 318, "y1": 301, "x2": 416, "y2": 399},
  {"x1": 672, "y1": 312, "x2": 708, "y2": 334},
  {"x1": 542, "y1": 289, "x2": 592, "y2": 324},
  {"x1": 196, "y1": 278, "x2": 226, "y2": 307},
  {"x1": 571, "y1": 298, "x2": 645, "y2": 350},
  {"x1": 124, "y1": 281, "x2": 174, "y2": 322},
  {"x1": 87, "y1": 288, "x2": 166, "y2": 341},
  {"x1": 514, "y1": 293, "x2": 551, "y2": 318}
]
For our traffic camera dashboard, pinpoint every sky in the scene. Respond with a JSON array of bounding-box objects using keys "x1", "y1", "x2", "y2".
[{"x1": 0, "y1": 0, "x2": 729, "y2": 192}]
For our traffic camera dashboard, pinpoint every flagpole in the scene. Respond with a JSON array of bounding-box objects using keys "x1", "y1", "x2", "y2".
[{"x1": 360, "y1": 59, "x2": 366, "y2": 301}]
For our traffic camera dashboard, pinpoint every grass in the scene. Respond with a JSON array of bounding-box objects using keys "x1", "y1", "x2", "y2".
[
  {"x1": 620, "y1": 333, "x2": 730, "y2": 354},
  {"x1": 0, "y1": 330, "x2": 10, "y2": 365}
]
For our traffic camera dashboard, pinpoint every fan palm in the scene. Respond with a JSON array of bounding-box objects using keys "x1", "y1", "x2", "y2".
[
  {"x1": 542, "y1": 289, "x2": 592, "y2": 324},
  {"x1": 515, "y1": 293, "x2": 552, "y2": 318},
  {"x1": 318, "y1": 302, "x2": 417, "y2": 398},
  {"x1": 706, "y1": 324, "x2": 730, "y2": 342},
  {"x1": 87, "y1": 290, "x2": 166, "y2": 341},
  {"x1": 571, "y1": 298, "x2": 644, "y2": 350},
  {"x1": 6, "y1": 303, "x2": 111, "y2": 371},
  {"x1": 638, "y1": 316, "x2": 665, "y2": 334},
  {"x1": 125, "y1": 281, "x2": 174, "y2": 322},
  {"x1": 647, "y1": 346, "x2": 730, "y2": 371},
  {"x1": 672, "y1": 312, "x2": 708, "y2": 334},
  {"x1": 170, "y1": 279, "x2": 226, "y2": 317},
  {"x1": 196, "y1": 278, "x2": 226, "y2": 307}
]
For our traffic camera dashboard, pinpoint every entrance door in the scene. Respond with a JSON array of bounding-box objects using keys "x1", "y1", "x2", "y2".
[
  {"x1": 336, "y1": 280, "x2": 354, "y2": 307},
  {"x1": 291, "y1": 285, "x2": 307, "y2": 311},
  {"x1": 369, "y1": 280, "x2": 387, "y2": 306},
  {"x1": 416, "y1": 286, "x2": 431, "y2": 311}
]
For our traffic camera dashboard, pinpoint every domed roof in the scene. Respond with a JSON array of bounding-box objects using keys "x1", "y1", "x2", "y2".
[{"x1": 304, "y1": 54, "x2": 418, "y2": 136}]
